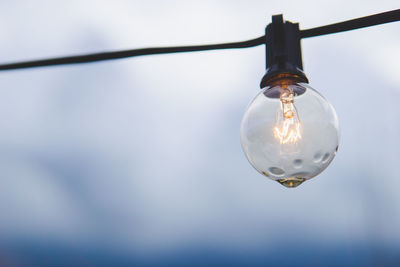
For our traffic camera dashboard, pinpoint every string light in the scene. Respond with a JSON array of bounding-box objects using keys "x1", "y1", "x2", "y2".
[{"x1": 0, "y1": 9, "x2": 398, "y2": 188}]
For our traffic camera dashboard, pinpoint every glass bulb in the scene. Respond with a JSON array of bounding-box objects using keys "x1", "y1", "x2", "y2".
[{"x1": 240, "y1": 80, "x2": 339, "y2": 188}]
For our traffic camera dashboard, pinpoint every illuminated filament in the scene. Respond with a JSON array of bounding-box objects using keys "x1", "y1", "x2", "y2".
[{"x1": 273, "y1": 87, "x2": 302, "y2": 144}]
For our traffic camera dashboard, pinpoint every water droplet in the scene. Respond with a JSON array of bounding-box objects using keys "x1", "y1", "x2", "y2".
[
  {"x1": 277, "y1": 177, "x2": 306, "y2": 188},
  {"x1": 313, "y1": 152, "x2": 322, "y2": 162},
  {"x1": 322, "y1": 153, "x2": 330, "y2": 163},
  {"x1": 293, "y1": 159, "x2": 303, "y2": 168},
  {"x1": 269, "y1": 167, "x2": 285, "y2": 176}
]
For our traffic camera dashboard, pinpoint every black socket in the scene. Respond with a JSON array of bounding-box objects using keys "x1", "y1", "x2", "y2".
[{"x1": 260, "y1": 15, "x2": 309, "y2": 88}]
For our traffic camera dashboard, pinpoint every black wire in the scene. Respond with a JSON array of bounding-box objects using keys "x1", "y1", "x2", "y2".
[
  {"x1": 300, "y1": 9, "x2": 400, "y2": 38},
  {"x1": 0, "y1": 36, "x2": 265, "y2": 71},
  {"x1": 0, "y1": 9, "x2": 398, "y2": 71}
]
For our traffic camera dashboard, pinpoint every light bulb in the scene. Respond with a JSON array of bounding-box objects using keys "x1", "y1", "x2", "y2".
[{"x1": 240, "y1": 79, "x2": 339, "y2": 188}]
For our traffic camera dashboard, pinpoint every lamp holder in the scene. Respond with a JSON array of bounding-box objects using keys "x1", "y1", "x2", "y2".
[{"x1": 260, "y1": 15, "x2": 309, "y2": 88}]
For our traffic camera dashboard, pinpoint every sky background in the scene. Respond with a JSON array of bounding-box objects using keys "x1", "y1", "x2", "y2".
[{"x1": 0, "y1": 1, "x2": 399, "y2": 266}]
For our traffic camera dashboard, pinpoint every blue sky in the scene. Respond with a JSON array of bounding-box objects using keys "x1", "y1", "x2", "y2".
[{"x1": 0, "y1": 1, "x2": 399, "y2": 265}]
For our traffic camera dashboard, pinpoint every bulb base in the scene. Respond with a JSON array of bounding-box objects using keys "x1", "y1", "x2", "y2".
[
  {"x1": 260, "y1": 67, "x2": 308, "y2": 88},
  {"x1": 260, "y1": 14, "x2": 309, "y2": 88}
]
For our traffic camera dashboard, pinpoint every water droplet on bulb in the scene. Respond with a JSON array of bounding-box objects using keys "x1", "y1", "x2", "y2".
[
  {"x1": 322, "y1": 153, "x2": 330, "y2": 163},
  {"x1": 293, "y1": 159, "x2": 303, "y2": 168},
  {"x1": 269, "y1": 167, "x2": 285, "y2": 176},
  {"x1": 313, "y1": 152, "x2": 322, "y2": 163}
]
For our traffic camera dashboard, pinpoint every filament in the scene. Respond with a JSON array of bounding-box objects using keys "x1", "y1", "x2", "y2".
[{"x1": 273, "y1": 86, "x2": 302, "y2": 144}]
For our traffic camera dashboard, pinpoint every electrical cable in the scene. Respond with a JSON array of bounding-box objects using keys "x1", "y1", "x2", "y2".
[
  {"x1": 0, "y1": 9, "x2": 398, "y2": 71},
  {"x1": 0, "y1": 36, "x2": 265, "y2": 71},
  {"x1": 300, "y1": 9, "x2": 400, "y2": 38}
]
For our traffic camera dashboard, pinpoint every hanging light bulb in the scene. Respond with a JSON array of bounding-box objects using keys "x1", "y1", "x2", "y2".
[
  {"x1": 241, "y1": 77, "x2": 339, "y2": 188},
  {"x1": 240, "y1": 15, "x2": 339, "y2": 188}
]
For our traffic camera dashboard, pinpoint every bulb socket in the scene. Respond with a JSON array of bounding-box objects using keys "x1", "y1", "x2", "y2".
[{"x1": 260, "y1": 15, "x2": 309, "y2": 88}]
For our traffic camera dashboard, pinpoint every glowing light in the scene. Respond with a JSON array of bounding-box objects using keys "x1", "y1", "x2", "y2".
[
  {"x1": 274, "y1": 119, "x2": 302, "y2": 144},
  {"x1": 273, "y1": 87, "x2": 302, "y2": 144}
]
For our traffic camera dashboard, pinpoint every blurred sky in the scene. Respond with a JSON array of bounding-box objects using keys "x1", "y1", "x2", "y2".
[{"x1": 0, "y1": 0, "x2": 399, "y2": 266}]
